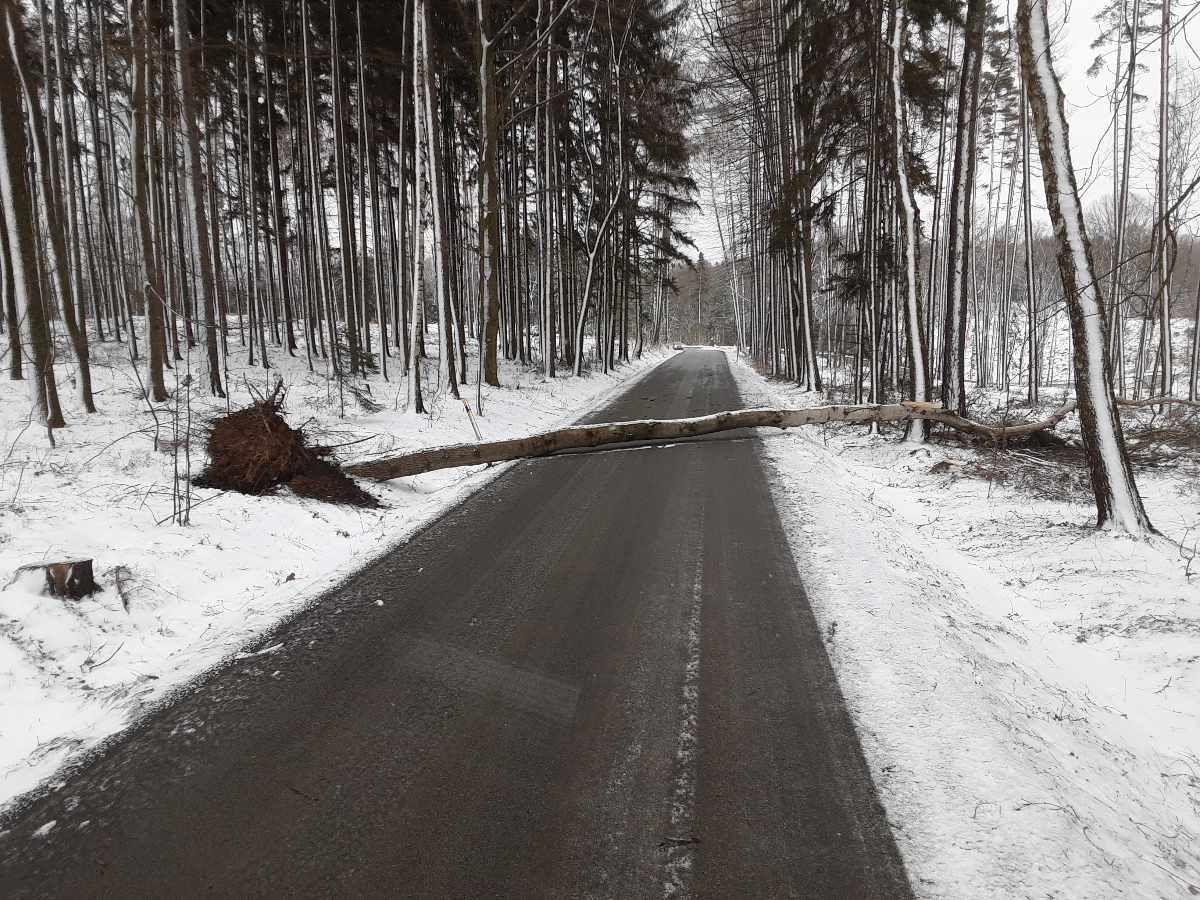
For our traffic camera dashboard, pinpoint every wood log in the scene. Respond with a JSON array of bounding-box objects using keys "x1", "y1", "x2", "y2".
[
  {"x1": 346, "y1": 394, "x2": 1187, "y2": 484},
  {"x1": 348, "y1": 402, "x2": 942, "y2": 481}
]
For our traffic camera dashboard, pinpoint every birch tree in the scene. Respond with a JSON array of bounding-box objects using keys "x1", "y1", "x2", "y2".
[
  {"x1": 941, "y1": 0, "x2": 985, "y2": 416},
  {"x1": 888, "y1": 0, "x2": 930, "y2": 442},
  {"x1": 1016, "y1": 0, "x2": 1152, "y2": 535}
]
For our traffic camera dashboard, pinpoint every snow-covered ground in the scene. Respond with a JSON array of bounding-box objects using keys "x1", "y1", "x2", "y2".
[
  {"x1": 0, "y1": 330, "x2": 670, "y2": 812},
  {"x1": 728, "y1": 351, "x2": 1200, "y2": 898}
]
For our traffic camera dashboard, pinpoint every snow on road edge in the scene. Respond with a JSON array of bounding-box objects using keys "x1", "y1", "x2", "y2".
[
  {"x1": 0, "y1": 348, "x2": 673, "y2": 813},
  {"x1": 726, "y1": 351, "x2": 1200, "y2": 899}
]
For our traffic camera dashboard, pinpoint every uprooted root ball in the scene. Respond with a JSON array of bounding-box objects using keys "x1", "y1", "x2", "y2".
[{"x1": 195, "y1": 384, "x2": 379, "y2": 508}]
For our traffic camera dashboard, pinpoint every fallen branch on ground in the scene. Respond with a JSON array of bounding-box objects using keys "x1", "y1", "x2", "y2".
[
  {"x1": 1115, "y1": 395, "x2": 1200, "y2": 411},
  {"x1": 923, "y1": 402, "x2": 1078, "y2": 441}
]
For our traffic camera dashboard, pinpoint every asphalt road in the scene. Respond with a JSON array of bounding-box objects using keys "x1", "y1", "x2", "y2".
[{"x1": 0, "y1": 349, "x2": 910, "y2": 899}]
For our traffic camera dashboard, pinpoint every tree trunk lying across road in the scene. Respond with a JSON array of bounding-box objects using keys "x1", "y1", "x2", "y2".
[{"x1": 347, "y1": 400, "x2": 1092, "y2": 482}]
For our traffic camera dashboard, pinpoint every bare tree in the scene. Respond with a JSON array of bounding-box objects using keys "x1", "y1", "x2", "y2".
[
  {"x1": 0, "y1": 201, "x2": 20, "y2": 380},
  {"x1": 14, "y1": 0, "x2": 95, "y2": 413},
  {"x1": 127, "y1": 0, "x2": 168, "y2": 402},
  {"x1": 1017, "y1": 0, "x2": 1152, "y2": 535},
  {"x1": 172, "y1": 0, "x2": 224, "y2": 397},
  {"x1": 1155, "y1": 0, "x2": 1172, "y2": 399},
  {"x1": 942, "y1": 0, "x2": 985, "y2": 416},
  {"x1": 889, "y1": 0, "x2": 930, "y2": 441},
  {"x1": 0, "y1": 0, "x2": 64, "y2": 428}
]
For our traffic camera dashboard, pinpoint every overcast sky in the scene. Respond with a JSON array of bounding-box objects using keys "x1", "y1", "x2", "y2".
[{"x1": 681, "y1": 0, "x2": 1200, "y2": 263}]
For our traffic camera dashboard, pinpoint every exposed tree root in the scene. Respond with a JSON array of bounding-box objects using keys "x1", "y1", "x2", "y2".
[{"x1": 196, "y1": 384, "x2": 378, "y2": 507}]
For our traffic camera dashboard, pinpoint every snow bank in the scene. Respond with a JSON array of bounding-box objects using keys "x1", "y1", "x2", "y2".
[
  {"x1": 727, "y1": 352, "x2": 1200, "y2": 898},
  {"x1": 0, "y1": 332, "x2": 669, "y2": 811}
]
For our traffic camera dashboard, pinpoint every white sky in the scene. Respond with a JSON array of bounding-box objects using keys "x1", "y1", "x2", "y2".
[{"x1": 682, "y1": 0, "x2": 1200, "y2": 263}]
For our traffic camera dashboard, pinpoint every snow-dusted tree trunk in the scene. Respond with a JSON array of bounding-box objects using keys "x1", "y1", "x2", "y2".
[
  {"x1": 1155, "y1": 0, "x2": 1172, "y2": 399},
  {"x1": 346, "y1": 399, "x2": 1109, "y2": 482},
  {"x1": 300, "y1": 0, "x2": 338, "y2": 375},
  {"x1": 51, "y1": 0, "x2": 91, "y2": 346},
  {"x1": 1110, "y1": 0, "x2": 1140, "y2": 395},
  {"x1": 888, "y1": 0, "x2": 929, "y2": 442},
  {"x1": 941, "y1": 0, "x2": 984, "y2": 416},
  {"x1": 0, "y1": 201, "x2": 19, "y2": 379},
  {"x1": 1020, "y1": 80, "x2": 1039, "y2": 405},
  {"x1": 265, "y1": 14, "x2": 296, "y2": 357},
  {"x1": 782, "y1": 0, "x2": 820, "y2": 391},
  {"x1": 1017, "y1": 0, "x2": 1153, "y2": 535},
  {"x1": 329, "y1": 2, "x2": 359, "y2": 374},
  {"x1": 572, "y1": 18, "x2": 630, "y2": 376},
  {"x1": 127, "y1": 0, "x2": 169, "y2": 402},
  {"x1": 475, "y1": 0, "x2": 502, "y2": 392},
  {"x1": 0, "y1": 0, "x2": 63, "y2": 427},
  {"x1": 417, "y1": 0, "x2": 459, "y2": 398},
  {"x1": 171, "y1": 0, "x2": 224, "y2": 397},
  {"x1": 408, "y1": 0, "x2": 430, "y2": 414},
  {"x1": 14, "y1": 2, "x2": 95, "y2": 414}
]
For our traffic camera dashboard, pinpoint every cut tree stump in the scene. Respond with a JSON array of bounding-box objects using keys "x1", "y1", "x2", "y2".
[{"x1": 12, "y1": 559, "x2": 99, "y2": 600}]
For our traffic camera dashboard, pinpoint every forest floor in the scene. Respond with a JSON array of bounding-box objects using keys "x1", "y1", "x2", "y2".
[
  {"x1": 0, "y1": 328, "x2": 670, "y2": 811},
  {"x1": 728, "y1": 350, "x2": 1200, "y2": 898}
]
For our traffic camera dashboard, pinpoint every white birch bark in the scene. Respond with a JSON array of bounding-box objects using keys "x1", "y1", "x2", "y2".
[
  {"x1": 889, "y1": 0, "x2": 930, "y2": 442},
  {"x1": 1017, "y1": 0, "x2": 1153, "y2": 535},
  {"x1": 1156, "y1": 0, "x2": 1172, "y2": 398}
]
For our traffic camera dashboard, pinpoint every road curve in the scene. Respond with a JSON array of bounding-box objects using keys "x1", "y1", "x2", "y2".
[{"x1": 0, "y1": 349, "x2": 910, "y2": 899}]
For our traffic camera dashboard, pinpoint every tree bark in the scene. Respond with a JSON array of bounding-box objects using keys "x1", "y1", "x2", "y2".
[
  {"x1": 888, "y1": 0, "x2": 930, "y2": 442},
  {"x1": 0, "y1": 0, "x2": 63, "y2": 427},
  {"x1": 16, "y1": 1, "x2": 95, "y2": 413},
  {"x1": 347, "y1": 402, "x2": 948, "y2": 481},
  {"x1": 1016, "y1": 0, "x2": 1153, "y2": 535},
  {"x1": 343, "y1": 395, "x2": 1124, "y2": 482},
  {"x1": 1155, "y1": 0, "x2": 1172, "y2": 399},
  {"x1": 127, "y1": 0, "x2": 169, "y2": 402},
  {"x1": 417, "y1": 0, "x2": 459, "y2": 397},
  {"x1": 476, "y1": 0, "x2": 502, "y2": 391},
  {"x1": 941, "y1": 0, "x2": 985, "y2": 416},
  {"x1": 0, "y1": 200, "x2": 20, "y2": 379},
  {"x1": 171, "y1": 0, "x2": 223, "y2": 397}
]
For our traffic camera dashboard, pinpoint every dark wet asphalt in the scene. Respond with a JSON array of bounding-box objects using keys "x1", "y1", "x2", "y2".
[{"x1": 0, "y1": 349, "x2": 910, "y2": 899}]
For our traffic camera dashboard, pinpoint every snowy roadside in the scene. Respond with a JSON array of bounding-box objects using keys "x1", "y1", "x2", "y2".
[
  {"x1": 0, "y1": 338, "x2": 672, "y2": 812},
  {"x1": 726, "y1": 350, "x2": 1200, "y2": 898}
]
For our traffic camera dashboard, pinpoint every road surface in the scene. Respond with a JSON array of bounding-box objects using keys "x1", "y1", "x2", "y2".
[{"x1": 0, "y1": 349, "x2": 910, "y2": 898}]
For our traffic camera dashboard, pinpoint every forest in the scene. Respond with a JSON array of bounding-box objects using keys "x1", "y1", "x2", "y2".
[
  {"x1": 0, "y1": 0, "x2": 1195, "y2": 532},
  {"x1": 683, "y1": 0, "x2": 1200, "y2": 537},
  {"x1": 0, "y1": 0, "x2": 694, "y2": 425},
  {"x1": 2, "y1": 3, "x2": 1200, "y2": 893}
]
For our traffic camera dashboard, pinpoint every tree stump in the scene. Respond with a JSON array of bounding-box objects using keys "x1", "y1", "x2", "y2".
[{"x1": 14, "y1": 560, "x2": 99, "y2": 600}]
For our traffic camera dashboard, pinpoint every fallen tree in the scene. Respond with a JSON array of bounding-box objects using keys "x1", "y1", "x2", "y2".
[
  {"x1": 346, "y1": 395, "x2": 1197, "y2": 483},
  {"x1": 349, "y1": 400, "x2": 1071, "y2": 481}
]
